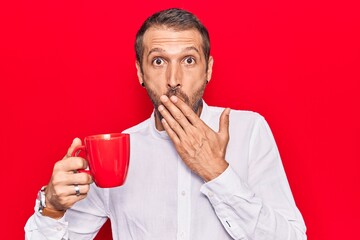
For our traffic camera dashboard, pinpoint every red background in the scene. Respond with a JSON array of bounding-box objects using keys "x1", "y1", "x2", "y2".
[{"x1": 1, "y1": 0, "x2": 359, "y2": 239}]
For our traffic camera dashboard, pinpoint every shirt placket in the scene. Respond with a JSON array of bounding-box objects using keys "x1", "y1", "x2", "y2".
[{"x1": 177, "y1": 155, "x2": 191, "y2": 240}]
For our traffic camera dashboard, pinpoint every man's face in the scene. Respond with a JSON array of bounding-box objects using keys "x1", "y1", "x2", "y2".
[{"x1": 136, "y1": 26, "x2": 213, "y2": 117}]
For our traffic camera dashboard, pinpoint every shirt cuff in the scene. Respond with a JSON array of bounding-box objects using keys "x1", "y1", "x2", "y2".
[
  {"x1": 32, "y1": 200, "x2": 69, "y2": 238},
  {"x1": 200, "y1": 165, "x2": 254, "y2": 205}
]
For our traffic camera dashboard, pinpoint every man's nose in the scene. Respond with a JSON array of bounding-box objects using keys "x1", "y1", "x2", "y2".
[{"x1": 167, "y1": 62, "x2": 182, "y2": 89}]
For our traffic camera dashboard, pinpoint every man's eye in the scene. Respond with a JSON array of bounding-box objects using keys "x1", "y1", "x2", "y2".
[
  {"x1": 184, "y1": 57, "x2": 195, "y2": 65},
  {"x1": 152, "y1": 58, "x2": 164, "y2": 66}
]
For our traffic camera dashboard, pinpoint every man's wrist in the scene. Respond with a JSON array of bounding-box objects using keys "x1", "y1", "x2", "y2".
[
  {"x1": 41, "y1": 206, "x2": 66, "y2": 219},
  {"x1": 202, "y1": 160, "x2": 229, "y2": 182},
  {"x1": 38, "y1": 186, "x2": 65, "y2": 219}
]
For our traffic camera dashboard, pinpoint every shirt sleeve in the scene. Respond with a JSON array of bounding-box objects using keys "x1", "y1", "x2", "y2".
[
  {"x1": 25, "y1": 185, "x2": 109, "y2": 240},
  {"x1": 200, "y1": 116, "x2": 307, "y2": 240}
]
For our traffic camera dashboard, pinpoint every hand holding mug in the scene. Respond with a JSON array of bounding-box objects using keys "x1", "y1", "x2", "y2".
[
  {"x1": 45, "y1": 138, "x2": 93, "y2": 213},
  {"x1": 44, "y1": 133, "x2": 130, "y2": 217}
]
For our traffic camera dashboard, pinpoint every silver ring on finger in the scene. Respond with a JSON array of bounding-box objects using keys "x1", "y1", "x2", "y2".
[{"x1": 74, "y1": 184, "x2": 80, "y2": 196}]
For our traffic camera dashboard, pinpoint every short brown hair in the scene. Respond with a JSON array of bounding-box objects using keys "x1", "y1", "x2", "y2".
[{"x1": 135, "y1": 8, "x2": 210, "y2": 68}]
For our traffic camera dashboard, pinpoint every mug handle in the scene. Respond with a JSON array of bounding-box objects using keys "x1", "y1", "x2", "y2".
[{"x1": 71, "y1": 145, "x2": 90, "y2": 174}]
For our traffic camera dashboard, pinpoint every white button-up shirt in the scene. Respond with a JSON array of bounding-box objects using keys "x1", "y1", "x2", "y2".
[{"x1": 25, "y1": 101, "x2": 307, "y2": 240}]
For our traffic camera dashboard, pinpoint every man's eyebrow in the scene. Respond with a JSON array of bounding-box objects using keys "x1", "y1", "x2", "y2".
[
  {"x1": 147, "y1": 46, "x2": 200, "y2": 57},
  {"x1": 148, "y1": 48, "x2": 165, "y2": 57},
  {"x1": 183, "y1": 46, "x2": 200, "y2": 53}
]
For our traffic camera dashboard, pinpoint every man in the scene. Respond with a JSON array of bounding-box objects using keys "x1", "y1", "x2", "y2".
[{"x1": 25, "y1": 8, "x2": 307, "y2": 240}]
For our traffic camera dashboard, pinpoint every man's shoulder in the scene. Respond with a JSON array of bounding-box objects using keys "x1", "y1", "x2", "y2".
[
  {"x1": 207, "y1": 104, "x2": 263, "y2": 122},
  {"x1": 122, "y1": 117, "x2": 152, "y2": 134}
]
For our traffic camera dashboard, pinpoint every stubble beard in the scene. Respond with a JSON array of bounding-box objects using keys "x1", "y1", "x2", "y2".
[{"x1": 144, "y1": 80, "x2": 207, "y2": 122}]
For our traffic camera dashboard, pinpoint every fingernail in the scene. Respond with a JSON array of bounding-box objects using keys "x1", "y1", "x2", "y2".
[
  {"x1": 170, "y1": 96, "x2": 177, "y2": 102},
  {"x1": 158, "y1": 105, "x2": 164, "y2": 111},
  {"x1": 160, "y1": 95, "x2": 168, "y2": 102}
]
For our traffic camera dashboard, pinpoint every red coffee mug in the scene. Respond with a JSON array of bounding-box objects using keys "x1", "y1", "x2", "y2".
[{"x1": 72, "y1": 133, "x2": 130, "y2": 188}]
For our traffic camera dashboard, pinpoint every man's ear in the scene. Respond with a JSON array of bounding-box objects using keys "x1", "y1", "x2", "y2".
[
  {"x1": 206, "y1": 56, "x2": 214, "y2": 83},
  {"x1": 135, "y1": 61, "x2": 144, "y2": 86}
]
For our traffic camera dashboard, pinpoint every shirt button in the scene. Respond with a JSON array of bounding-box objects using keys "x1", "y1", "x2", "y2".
[
  {"x1": 208, "y1": 191, "x2": 214, "y2": 197},
  {"x1": 179, "y1": 232, "x2": 185, "y2": 238},
  {"x1": 56, "y1": 226, "x2": 63, "y2": 231},
  {"x1": 181, "y1": 190, "x2": 186, "y2": 196}
]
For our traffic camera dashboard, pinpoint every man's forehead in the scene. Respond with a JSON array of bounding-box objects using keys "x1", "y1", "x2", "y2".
[{"x1": 142, "y1": 27, "x2": 203, "y2": 52}]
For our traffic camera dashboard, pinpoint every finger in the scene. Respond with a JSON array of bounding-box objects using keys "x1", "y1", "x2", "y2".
[
  {"x1": 55, "y1": 157, "x2": 89, "y2": 173},
  {"x1": 160, "y1": 95, "x2": 191, "y2": 129},
  {"x1": 219, "y1": 108, "x2": 231, "y2": 138},
  {"x1": 51, "y1": 170, "x2": 92, "y2": 187},
  {"x1": 161, "y1": 118, "x2": 181, "y2": 145},
  {"x1": 63, "y1": 194, "x2": 88, "y2": 207},
  {"x1": 68, "y1": 184, "x2": 91, "y2": 196},
  {"x1": 67, "y1": 172, "x2": 93, "y2": 185},
  {"x1": 170, "y1": 96, "x2": 201, "y2": 126},
  {"x1": 55, "y1": 183, "x2": 91, "y2": 196},
  {"x1": 169, "y1": 95, "x2": 201, "y2": 126},
  {"x1": 64, "y1": 138, "x2": 82, "y2": 159},
  {"x1": 158, "y1": 104, "x2": 186, "y2": 138},
  {"x1": 47, "y1": 193, "x2": 89, "y2": 211}
]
